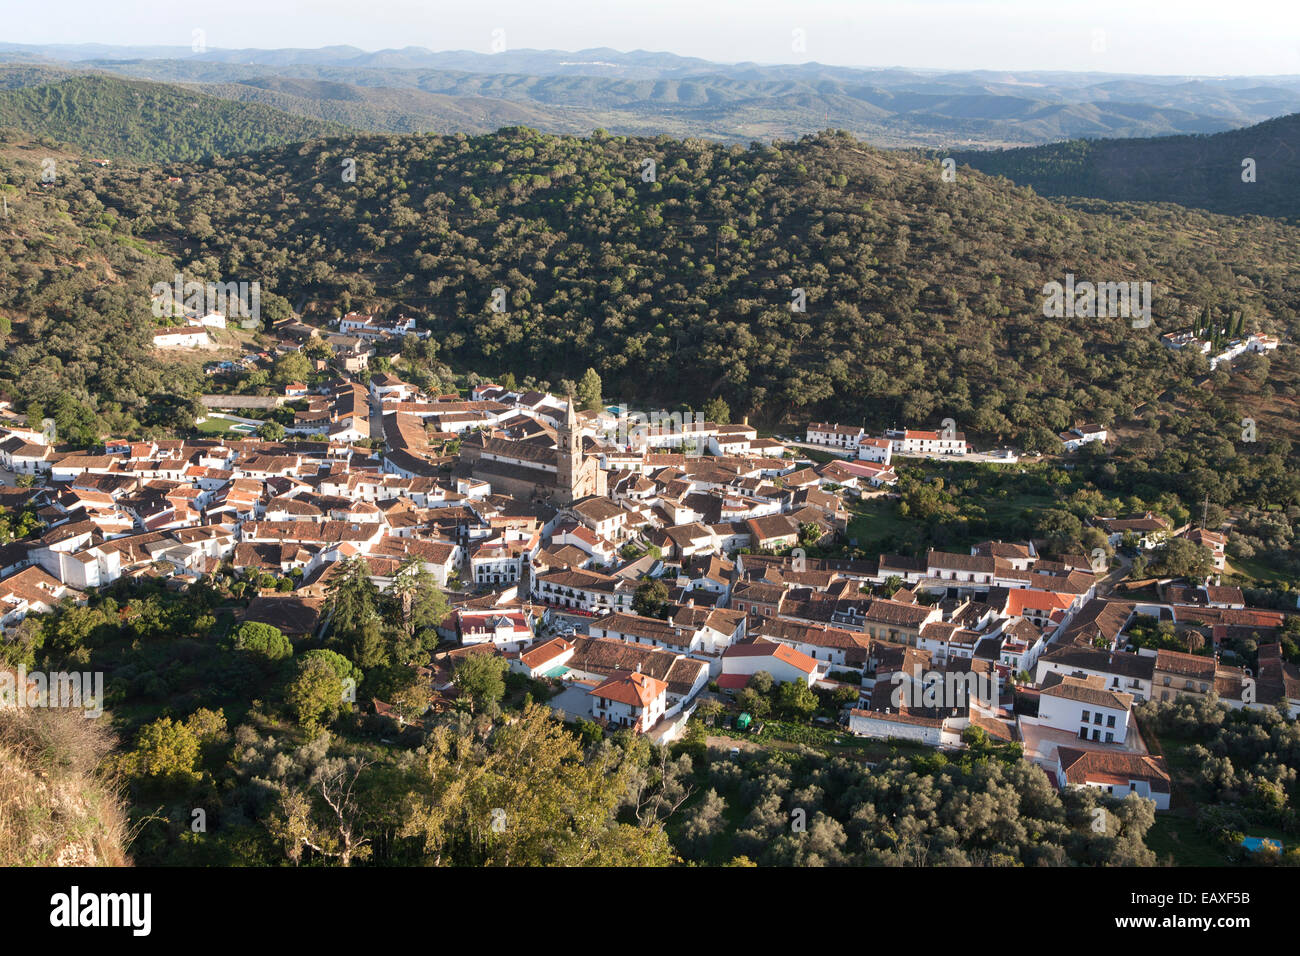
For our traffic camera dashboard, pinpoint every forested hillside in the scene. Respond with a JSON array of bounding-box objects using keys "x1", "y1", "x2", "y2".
[
  {"x1": 0, "y1": 75, "x2": 347, "y2": 162},
  {"x1": 3, "y1": 126, "x2": 1300, "y2": 513},
  {"x1": 0, "y1": 135, "x2": 206, "y2": 444},
  {"x1": 84, "y1": 127, "x2": 1300, "y2": 437},
  {"x1": 198, "y1": 76, "x2": 600, "y2": 137},
  {"x1": 952, "y1": 113, "x2": 1300, "y2": 220}
]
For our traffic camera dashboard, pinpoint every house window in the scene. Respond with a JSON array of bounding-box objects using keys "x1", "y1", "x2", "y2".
[
  {"x1": 1107, "y1": 715, "x2": 1116, "y2": 728},
  {"x1": 1105, "y1": 732, "x2": 1114, "y2": 743},
  {"x1": 1094, "y1": 712, "x2": 1103, "y2": 725},
  {"x1": 1078, "y1": 727, "x2": 1088, "y2": 740},
  {"x1": 1081, "y1": 709, "x2": 1090, "y2": 722}
]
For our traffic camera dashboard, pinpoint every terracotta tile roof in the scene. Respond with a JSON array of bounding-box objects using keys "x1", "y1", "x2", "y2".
[
  {"x1": 721, "y1": 638, "x2": 818, "y2": 674},
  {"x1": 589, "y1": 669, "x2": 668, "y2": 708},
  {"x1": 1039, "y1": 674, "x2": 1133, "y2": 710},
  {"x1": 1155, "y1": 648, "x2": 1217, "y2": 680},
  {"x1": 1057, "y1": 747, "x2": 1170, "y2": 792},
  {"x1": 520, "y1": 637, "x2": 573, "y2": 670}
]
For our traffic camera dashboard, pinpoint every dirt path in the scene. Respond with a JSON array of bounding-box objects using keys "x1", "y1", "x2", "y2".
[{"x1": 705, "y1": 732, "x2": 877, "y2": 764}]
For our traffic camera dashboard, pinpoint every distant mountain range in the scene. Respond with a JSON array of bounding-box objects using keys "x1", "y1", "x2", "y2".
[
  {"x1": 4, "y1": 43, "x2": 1300, "y2": 147},
  {"x1": 2, "y1": 45, "x2": 1299, "y2": 223}
]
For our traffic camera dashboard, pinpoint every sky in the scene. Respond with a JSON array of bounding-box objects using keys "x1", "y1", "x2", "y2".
[{"x1": 8, "y1": 0, "x2": 1300, "y2": 75}]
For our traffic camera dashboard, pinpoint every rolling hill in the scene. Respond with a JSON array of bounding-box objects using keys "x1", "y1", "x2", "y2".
[
  {"x1": 94, "y1": 65, "x2": 1296, "y2": 147},
  {"x1": 0, "y1": 74, "x2": 348, "y2": 162},
  {"x1": 6, "y1": 46, "x2": 1300, "y2": 148},
  {"x1": 18, "y1": 125, "x2": 1295, "y2": 434},
  {"x1": 951, "y1": 113, "x2": 1300, "y2": 219}
]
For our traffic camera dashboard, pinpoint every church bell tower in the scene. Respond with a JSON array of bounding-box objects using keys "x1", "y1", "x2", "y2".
[{"x1": 556, "y1": 394, "x2": 581, "y2": 504}]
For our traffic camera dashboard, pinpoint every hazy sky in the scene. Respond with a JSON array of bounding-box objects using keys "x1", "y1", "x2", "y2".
[{"x1": 9, "y1": 0, "x2": 1300, "y2": 75}]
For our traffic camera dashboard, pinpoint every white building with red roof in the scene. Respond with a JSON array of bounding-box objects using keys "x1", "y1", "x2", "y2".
[
  {"x1": 457, "y1": 608, "x2": 534, "y2": 652},
  {"x1": 719, "y1": 638, "x2": 822, "y2": 688},
  {"x1": 1055, "y1": 746, "x2": 1171, "y2": 810},
  {"x1": 588, "y1": 669, "x2": 668, "y2": 732},
  {"x1": 513, "y1": 637, "x2": 575, "y2": 678},
  {"x1": 856, "y1": 436, "x2": 892, "y2": 465},
  {"x1": 1181, "y1": 527, "x2": 1227, "y2": 571},
  {"x1": 886, "y1": 428, "x2": 967, "y2": 456},
  {"x1": 805, "y1": 422, "x2": 866, "y2": 451}
]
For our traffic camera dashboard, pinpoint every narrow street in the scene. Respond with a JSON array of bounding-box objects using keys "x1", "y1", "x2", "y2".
[{"x1": 1095, "y1": 550, "x2": 1133, "y2": 597}]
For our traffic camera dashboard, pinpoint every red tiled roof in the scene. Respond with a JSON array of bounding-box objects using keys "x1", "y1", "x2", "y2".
[{"x1": 590, "y1": 669, "x2": 667, "y2": 708}]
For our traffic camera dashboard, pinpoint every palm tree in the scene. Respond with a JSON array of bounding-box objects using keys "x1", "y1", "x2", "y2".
[{"x1": 389, "y1": 555, "x2": 424, "y2": 647}]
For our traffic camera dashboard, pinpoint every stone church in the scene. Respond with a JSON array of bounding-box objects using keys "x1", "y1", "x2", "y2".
[{"x1": 457, "y1": 398, "x2": 607, "y2": 505}]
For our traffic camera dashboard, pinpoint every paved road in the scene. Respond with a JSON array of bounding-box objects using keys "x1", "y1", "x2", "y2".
[
  {"x1": 782, "y1": 440, "x2": 856, "y2": 459},
  {"x1": 1095, "y1": 550, "x2": 1133, "y2": 597},
  {"x1": 782, "y1": 438, "x2": 1025, "y2": 466},
  {"x1": 892, "y1": 450, "x2": 1026, "y2": 465},
  {"x1": 705, "y1": 731, "x2": 876, "y2": 764},
  {"x1": 360, "y1": 374, "x2": 385, "y2": 446}
]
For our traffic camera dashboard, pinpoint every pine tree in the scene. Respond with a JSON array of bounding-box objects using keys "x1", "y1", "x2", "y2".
[{"x1": 576, "y1": 367, "x2": 603, "y2": 412}]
